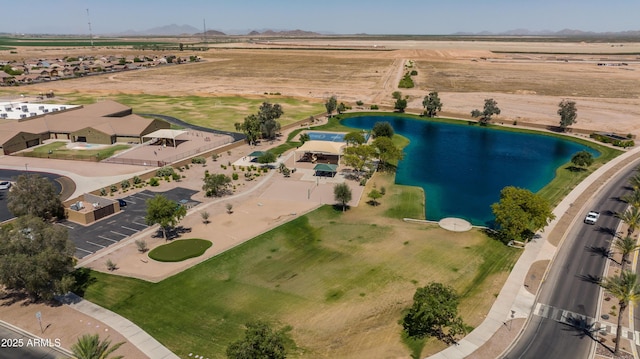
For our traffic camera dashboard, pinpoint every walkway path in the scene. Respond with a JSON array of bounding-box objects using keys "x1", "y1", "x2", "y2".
[
  {"x1": 57, "y1": 293, "x2": 179, "y2": 359},
  {"x1": 428, "y1": 145, "x2": 640, "y2": 358}
]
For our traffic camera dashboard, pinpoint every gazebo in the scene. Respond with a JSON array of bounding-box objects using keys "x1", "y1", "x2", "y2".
[
  {"x1": 142, "y1": 129, "x2": 188, "y2": 148},
  {"x1": 313, "y1": 163, "x2": 338, "y2": 177}
]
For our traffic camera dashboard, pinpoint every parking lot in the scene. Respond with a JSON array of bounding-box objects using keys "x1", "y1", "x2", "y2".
[{"x1": 62, "y1": 187, "x2": 200, "y2": 258}]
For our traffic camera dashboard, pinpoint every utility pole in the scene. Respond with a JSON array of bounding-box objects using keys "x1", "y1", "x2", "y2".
[
  {"x1": 203, "y1": 18, "x2": 207, "y2": 44},
  {"x1": 86, "y1": 9, "x2": 94, "y2": 47}
]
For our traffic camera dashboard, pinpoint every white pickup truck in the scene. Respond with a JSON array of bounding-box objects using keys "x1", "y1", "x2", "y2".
[{"x1": 584, "y1": 211, "x2": 600, "y2": 225}]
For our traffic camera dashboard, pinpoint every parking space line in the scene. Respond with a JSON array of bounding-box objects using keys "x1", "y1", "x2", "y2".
[
  {"x1": 129, "y1": 195, "x2": 147, "y2": 201},
  {"x1": 110, "y1": 231, "x2": 128, "y2": 237},
  {"x1": 132, "y1": 221, "x2": 148, "y2": 227},
  {"x1": 124, "y1": 199, "x2": 136, "y2": 204},
  {"x1": 98, "y1": 236, "x2": 118, "y2": 243},
  {"x1": 121, "y1": 226, "x2": 140, "y2": 232},
  {"x1": 137, "y1": 192, "x2": 154, "y2": 197},
  {"x1": 107, "y1": 220, "x2": 117, "y2": 225},
  {"x1": 58, "y1": 222, "x2": 75, "y2": 229},
  {"x1": 76, "y1": 247, "x2": 93, "y2": 254},
  {"x1": 86, "y1": 241, "x2": 105, "y2": 248}
]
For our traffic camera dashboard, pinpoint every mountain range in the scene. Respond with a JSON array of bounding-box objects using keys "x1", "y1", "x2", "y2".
[{"x1": 114, "y1": 24, "x2": 640, "y2": 37}]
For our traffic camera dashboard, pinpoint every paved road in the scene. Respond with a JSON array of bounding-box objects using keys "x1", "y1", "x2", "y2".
[
  {"x1": 0, "y1": 169, "x2": 66, "y2": 222},
  {"x1": 0, "y1": 322, "x2": 71, "y2": 359},
  {"x1": 504, "y1": 164, "x2": 637, "y2": 358},
  {"x1": 62, "y1": 187, "x2": 199, "y2": 258}
]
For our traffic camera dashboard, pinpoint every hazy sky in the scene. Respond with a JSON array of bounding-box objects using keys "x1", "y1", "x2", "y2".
[{"x1": 3, "y1": 0, "x2": 640, "y2": 35}]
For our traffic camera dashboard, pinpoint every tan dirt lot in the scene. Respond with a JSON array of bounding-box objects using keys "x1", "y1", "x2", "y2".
[{"x1": 5, "y1": 40, "x2": 640, "y2": 136}]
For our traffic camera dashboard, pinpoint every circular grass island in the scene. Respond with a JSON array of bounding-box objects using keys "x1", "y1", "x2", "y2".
[{"x1": 148, "y1": 239, "x2": 212, "y2": 262}]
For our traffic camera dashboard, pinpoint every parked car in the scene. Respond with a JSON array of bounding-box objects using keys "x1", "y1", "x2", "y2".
[
  {"x1": 118, "y1": 199, "x2": 127, "y2": 207},
  {"x1": 584, "y1": 211, "x2": 600, "y2": 225},
  {"x1": 0, "y1": 181, "x2": 11, "y2": 190}
]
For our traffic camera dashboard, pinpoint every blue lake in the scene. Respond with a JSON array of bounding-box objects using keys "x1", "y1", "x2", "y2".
[{"x1": 342, "y1": 116, "x2": 600, "y2": 226}]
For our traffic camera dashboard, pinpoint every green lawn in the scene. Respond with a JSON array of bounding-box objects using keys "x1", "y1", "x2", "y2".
[
  {"x1": 82, "y1": 202, "x2": 518, "y2": 358},
  {"x1": 50, "y1": 93, "x2": 326, "y2": 133},
  {"x1": 21, "y1": 142, "x2": 130, "y2": 161},
  {"x1": 148, "y1": 239, "x2": 212, "y2": 262}
]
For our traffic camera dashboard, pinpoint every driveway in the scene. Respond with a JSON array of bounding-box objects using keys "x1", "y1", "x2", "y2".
[{"x1": 61, "y1": 187, "x2": 199, "y2": 259}]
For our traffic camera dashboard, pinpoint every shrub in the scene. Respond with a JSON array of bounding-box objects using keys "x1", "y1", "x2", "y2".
[
  {"x1": 185, "y1": 164, "x2": 190, "y2": 169},
  {"x1": 149, "y1": 177, "x2": 159, "y2": 186},
  {"x1": 398, "y1": 72, "x2": 415, "y2": 88},
  {"x1": 410, "y1": 70, "x2": 418, "y2": 76},
  {"x1": 120, "y1": 179, "x2": 131, "y2": 189},
  {"x1": 135, "y1": 239, "x2": 148, "y2": 253},
  {"x1": 192, "y1": 156, "x2": 206, "y2": 165},
  {"x1": 212, "y1": 153, "x2": 219, "y2": 161},
  {"x1": 156, "y1": 166, "x2": 175, "y2": 177},
  {"x1": 110, "y1": 184, "x2": 118, "y2": 193},
  {"x1": 172, "y1": 172, "x2": 181, "y2": 181},
  {"x1": 133, "y1": 176, "x2": 142, "y2": 184},
  {"x1": 106, "y1": 259, "x2": 117, "y2": 271},
  {"x1": 232, "y1": 172, "x2": 239, "y2": 180},
  {"x1": 370, "y1": 104, "x2": 379, "y2": 110},
  {"x1": 356, "y1": 100, "x2": 364, "y2": 106},
  {"x1": 360, "y1": 178, "x2": 367, "y2": 186},
  {"x1": 380, "y1": 186, "x2": 386, "y2": 195},
  {"x1": 226, "y1": 203, "x2": 233, "y2": 214},
  {"x1": 100, "y1": 188, "x2": 107, "y2": 196}
]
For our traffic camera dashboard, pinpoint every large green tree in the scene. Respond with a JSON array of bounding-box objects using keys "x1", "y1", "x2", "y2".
[
  {"x1": 0, "y1": 215, "x2": 75, "y2": 301},
  {"x1": 325, "y1": 96, "x2": 337, "y2": 117},
  {"x1": 344, "y1": 131, "x2": 366, "y2": 146},
  {"x1": 342, "y1": 145, "x2": 376, "y2": 178},
  {"x1": 471, "y1": 98, "x2": 501, "y2": 125},
  {"x1": 570, "y1": 150, "x2": 594, "y2": 170},
  {"x1": 257, "y1": 151, "x2": 277, "y2": 164},
  {"x1": 371, "y1": 121, "x2": 394, "y2": 138},
  {"x1": 491, "y1": 186, "x2": 555, "y2": 244},
  {"x1": 616, "y1": 206, "x2": 640, "y2": 237},
  {"x1": 600, "y1": 271, "x2": 640, "y2": 356},
  {"x1": 7, "y1": 174, "x2": 65, "y2": 221},
  {"x1": 203, "y1": 174, "x2": 233, "y2": 197},
  {"x1": 372, "y1": 136, "x2": 403, "y2": 172},
  {"x1": 558, "y1": 99, "x2": 578, "y2": 131},
  {"x1": 71, "y1": 334, "x2": 124, "y2": 359},
  {"x1": 394, "y1": 97, "x2": 408, "y2": 113},
  {"x1": 145, "y1": 195, "x2": 187, "y2": 240},
  {"x1": 402, "y1": 282, "x2": 466, "y2": 345},
  {"x1": 333, "y1": 183, "x2": 352, "y2": 212},
  {"x1": 422, "y1": 91, "x2": 443, "y2": 117},
  {"x1": 235, "y1": 102, "x2": 283, "y2": 144},
  {"x1": 226, "y1": 321, "x2": 287, "y2": 359}
]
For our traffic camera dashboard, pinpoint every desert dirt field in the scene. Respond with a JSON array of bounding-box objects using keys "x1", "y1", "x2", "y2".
[{"x1": 6, "y1": 39, "x2": 640, "y2": 136}]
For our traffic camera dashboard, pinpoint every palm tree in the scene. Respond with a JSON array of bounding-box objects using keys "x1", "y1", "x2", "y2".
[
  {"x1": 629, "y1": 174, "x2": 640, "y2": 190},
  {"x1": 599, "y1": 271, "x2": 640, "y2": 355},
  {"x1": 616, "y1": 206, "x2": 640, "y2": 237},
  {"x1": 622, "y1": 189, "x2": 640, "y2": 209},
  {"x1": 71, "y1": 334, "x2": 124, "y2": 359},
  {"x1": 613, "y1": 235, "x2": 640, "y2": 271}
]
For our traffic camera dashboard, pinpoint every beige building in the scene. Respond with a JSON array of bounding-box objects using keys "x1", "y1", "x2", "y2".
[{"x1": 0, "y1": 100, "x2": 169, "y2": 154}]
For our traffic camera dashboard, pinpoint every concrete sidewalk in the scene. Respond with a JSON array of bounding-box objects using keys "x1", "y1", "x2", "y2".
[
  {"x1": 58, "y1": 293, "x2": 179, "y2": 359},
  {"x1": 428, "y1": 146, "x2": 640, "y2": 359}
]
